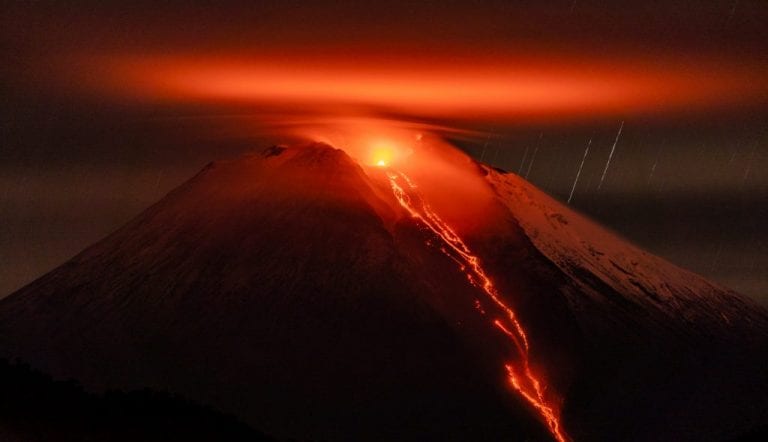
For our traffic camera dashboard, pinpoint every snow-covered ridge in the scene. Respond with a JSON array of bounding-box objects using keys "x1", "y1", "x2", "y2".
[{"x1": 482, "y1": 165, "x2": 767, "y2": 339}]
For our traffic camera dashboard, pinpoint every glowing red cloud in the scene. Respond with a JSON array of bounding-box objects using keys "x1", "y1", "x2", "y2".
[{"x1": 95, "y1": 53, "x2": 768, "y2": 120}]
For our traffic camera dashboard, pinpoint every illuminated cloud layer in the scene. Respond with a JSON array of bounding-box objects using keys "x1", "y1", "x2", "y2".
[{"x1": 91, "y1": 53, "x2": 767, "y2": 121}]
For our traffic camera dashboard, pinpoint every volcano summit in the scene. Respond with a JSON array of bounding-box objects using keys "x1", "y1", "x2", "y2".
[{"x1": 0, "y1": 142, "x2": 766, "y2": 441}]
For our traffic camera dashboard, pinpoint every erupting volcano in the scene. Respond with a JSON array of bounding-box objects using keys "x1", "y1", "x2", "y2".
[{"x1": 0, "y1": 132, "x2": 767, "y2": 441}]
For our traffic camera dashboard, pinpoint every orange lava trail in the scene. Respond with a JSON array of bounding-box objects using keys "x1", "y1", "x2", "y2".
[{"x1": 386, "y1": 170, "x2": 569, "y2": 442}]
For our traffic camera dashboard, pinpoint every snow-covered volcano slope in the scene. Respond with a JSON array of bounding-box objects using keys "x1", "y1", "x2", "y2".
[{"x1": 486, "y1": 166, "x2": 764, "y2": 336}]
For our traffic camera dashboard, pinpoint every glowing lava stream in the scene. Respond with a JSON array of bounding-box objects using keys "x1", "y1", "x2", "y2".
[{"x1": 386, "y1": 170, "x2": 569, "y2": 442}]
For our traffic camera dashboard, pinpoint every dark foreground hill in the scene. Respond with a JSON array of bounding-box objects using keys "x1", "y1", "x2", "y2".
[{"x1": 0, "y1": 358, "x2": 272, "y2": 442}]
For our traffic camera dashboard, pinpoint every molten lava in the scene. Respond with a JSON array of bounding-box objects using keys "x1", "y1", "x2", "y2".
[{"x1": 386, "y1": 170, "x2": 569, "y2": 442}]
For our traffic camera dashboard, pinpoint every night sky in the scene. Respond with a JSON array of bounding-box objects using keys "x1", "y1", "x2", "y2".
[{"x1": 2, "y1": 1, "x2": 767, "y2": 302}]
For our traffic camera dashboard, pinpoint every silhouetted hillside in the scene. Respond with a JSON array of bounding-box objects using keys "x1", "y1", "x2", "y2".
[{"x1": 0, "y1": 359, "x2": 273, "y2": 442}]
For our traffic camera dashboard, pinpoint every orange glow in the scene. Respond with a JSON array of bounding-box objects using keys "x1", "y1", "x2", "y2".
[
  {"x1": 386, "y1": 169, "x2": 569, "y2": 442},
  {"x1": 371, "y1": 144, "x2": 395, "y2": 167},
  {"x1": 91, "y1": 53, "x2": 768, "y2": 120}
]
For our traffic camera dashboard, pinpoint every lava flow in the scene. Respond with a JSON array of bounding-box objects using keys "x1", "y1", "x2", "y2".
[{"x1": 386, "y1": 170, "x2": 569, "y2": 442}]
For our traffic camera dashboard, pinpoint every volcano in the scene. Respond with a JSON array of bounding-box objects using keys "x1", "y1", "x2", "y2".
[{"x1": 1, "y1": 142, "x2": 766, "y2": 441}]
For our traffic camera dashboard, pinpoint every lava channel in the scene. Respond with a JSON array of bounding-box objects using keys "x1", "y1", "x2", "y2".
[{"x1": 386, "y1": 170, "x2": 569, "y2": 442}]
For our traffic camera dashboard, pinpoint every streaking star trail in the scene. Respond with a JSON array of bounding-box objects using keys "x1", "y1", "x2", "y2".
[
  {"x1": 567, "y1": 137, "x2": 592, "y2": 204},
  {"x1": 598, "y1": 120, "x2": 624, "y2": 191}
]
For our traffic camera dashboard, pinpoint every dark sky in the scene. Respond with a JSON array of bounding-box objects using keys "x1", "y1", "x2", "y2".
[{"x1": 2, "y1": 1, "x2": 767, "y2": 302}]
